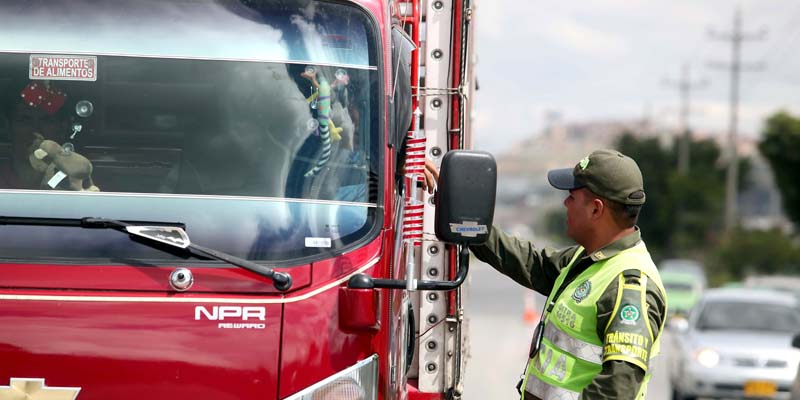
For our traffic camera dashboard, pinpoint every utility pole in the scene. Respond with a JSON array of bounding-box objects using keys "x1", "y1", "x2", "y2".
[
  {"x1": 663, "y1": 64, "x2": 708, "y2": 174},
  {"x1": 708, "y1": 7, "x2": 766, "y2": 232}
]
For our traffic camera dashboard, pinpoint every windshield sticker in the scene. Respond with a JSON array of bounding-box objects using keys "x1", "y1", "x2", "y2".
[
  {"x1": 30, "y1": 54, "x2": 97, "y2": 82},
  {"x1": 305, "y1": 237, "x2": 332, "y2": 248},
  {"x1": 322, "y1": 34, "x2": 353, "y2": 49},
  {"x1": 46, "y1": 171, "x2": 68, "y2": 189}
]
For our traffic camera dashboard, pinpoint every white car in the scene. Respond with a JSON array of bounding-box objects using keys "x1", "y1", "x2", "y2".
[{"x1": 671, "y1": 288, "x2": 800, "y2": 400}]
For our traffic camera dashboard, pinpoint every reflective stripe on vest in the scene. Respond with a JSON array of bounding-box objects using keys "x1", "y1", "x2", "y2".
[
  {"x1": 542, "y1": 322, "x2": 603, "y2": 364},
  {"x1": 526, "y1": 374, "x2": 580, "y2": 400}
]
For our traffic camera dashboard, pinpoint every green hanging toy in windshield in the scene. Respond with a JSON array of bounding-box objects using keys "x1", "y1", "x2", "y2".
[{"x1": 302, "y1": 66, "x2": 345, "y2": 177}]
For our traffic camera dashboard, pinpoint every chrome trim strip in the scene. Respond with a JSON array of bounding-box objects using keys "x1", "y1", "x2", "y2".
[
  {"x1": 0, "y1": 189, "x2": 378, "y2": 208},
  {"x1": 543, "y1": 323, "x2": 603, "y2": 364},
  {"x1": 0, "y1": 257, "x2": 379, "y2": 304}
]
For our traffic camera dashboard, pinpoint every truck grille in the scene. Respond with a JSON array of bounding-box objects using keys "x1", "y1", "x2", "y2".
[{"x1": 732, "y1": 357, "x2": 788, "y2": 368}]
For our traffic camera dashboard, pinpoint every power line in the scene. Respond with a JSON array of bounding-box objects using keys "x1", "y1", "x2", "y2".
[
  {"x1": 743, "y1": 3, "x2": 800, "y2": 93},
  {"x1": 663, "y1": 64, "x2": 709, "y2": 174},
  {"x1": 707, "y1": 6, "x2": 767, "y2": 232}
]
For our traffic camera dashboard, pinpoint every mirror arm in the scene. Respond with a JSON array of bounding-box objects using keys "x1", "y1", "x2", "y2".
[{"x1": 348, "y1": 244, "x2": 470, "y2": 291}]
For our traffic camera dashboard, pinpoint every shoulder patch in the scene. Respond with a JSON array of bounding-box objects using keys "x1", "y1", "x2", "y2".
[{"x1": 603, "y1": 280, "x2": 652, "y2": 372}]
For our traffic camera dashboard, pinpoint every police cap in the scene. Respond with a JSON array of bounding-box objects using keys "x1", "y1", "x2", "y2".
[{"x1": 547, "y1": 149, "x2": 646, "y2": 206}]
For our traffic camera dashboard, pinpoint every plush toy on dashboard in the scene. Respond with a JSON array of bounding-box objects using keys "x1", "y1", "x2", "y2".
[
  {"x1": 302, "y1": 66, "x2": 343, "y2": 177},
  {"x1": 28, "y1": 134, "x2": 99, "y2": 191}
]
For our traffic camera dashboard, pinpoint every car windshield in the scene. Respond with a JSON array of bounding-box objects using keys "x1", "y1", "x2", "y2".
[
  {"x1": 695, "y1": 301, "x2": 800, "y2": 333},
  {"x1": 0, "y1": 0, "x2": 381, "y2": 265}
]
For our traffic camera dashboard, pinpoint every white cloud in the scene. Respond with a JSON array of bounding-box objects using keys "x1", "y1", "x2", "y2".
[
  {"x1": 698, "y1": 101, "x2": 800, "y2": 135},
  {"x1": 538, "y1": 18, "x2": 629, "y2": 58},
  {"x1": 472, "y1": 0, "x2": 800, "y2": 153}
]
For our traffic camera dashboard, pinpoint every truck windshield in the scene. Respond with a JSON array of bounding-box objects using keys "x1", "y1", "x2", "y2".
[{"x1": 0, "y1": 0, "x2": 381, "y2": 265}]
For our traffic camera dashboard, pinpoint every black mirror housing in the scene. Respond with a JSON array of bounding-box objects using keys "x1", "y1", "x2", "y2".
[
  {"x1": 434, "y1": 150, "x2": 496, "y2": 245},
  {"x1": 792, "y1": 332, "x2": 800, "y2": 349},
  {"x1": 347, "y1": 150, "x2": 493, "y2": 292}
]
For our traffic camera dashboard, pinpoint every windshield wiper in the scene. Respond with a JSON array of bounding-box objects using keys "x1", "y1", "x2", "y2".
[{"x1": 0, "y1": 216, "x2": 293, "y2": 291}]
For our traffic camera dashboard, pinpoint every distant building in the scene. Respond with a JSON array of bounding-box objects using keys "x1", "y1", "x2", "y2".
[{"x1": 494, "y1": 117, "x2": 648, "y2": 236}]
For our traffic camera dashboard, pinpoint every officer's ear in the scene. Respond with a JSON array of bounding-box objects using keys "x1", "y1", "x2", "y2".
[{"x1": 590, "y1": 197, "x2": 605, "y2": 220}]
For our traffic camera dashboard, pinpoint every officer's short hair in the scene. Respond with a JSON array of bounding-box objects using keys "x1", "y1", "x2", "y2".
[
  {"x1": 605, "y1": 198, "x2": 641, "y2": 228},
  {"x1": 585, "y1": 190, "x2": 641, "y2": 228}
]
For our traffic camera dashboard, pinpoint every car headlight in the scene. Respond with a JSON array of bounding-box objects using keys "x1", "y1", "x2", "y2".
[
  {"x1": 284, "y1": 355, "x2": 378, "y2": 400},
  {"x1": 695, "y1": 348, "x2": 720, "y2": 368}
]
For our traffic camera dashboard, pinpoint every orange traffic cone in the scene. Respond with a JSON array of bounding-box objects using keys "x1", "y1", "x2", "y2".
[{"x1": 522, "y1": 292, "x2": 539, "y2": 325}]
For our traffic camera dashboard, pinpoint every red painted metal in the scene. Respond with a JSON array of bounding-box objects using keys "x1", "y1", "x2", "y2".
[
  {"x1": 338, "y1": 287, "x2": 381, "y2": 332},
  {"x1": 0, "y1": 233, "x2": 385, "y2": 400},
  {"x1": 0, "y1": 299, "x2": 282, "y2": 399},
  {"x1": 449, "y1": 0, "x2": 465, "y2": 152},
  {"x1": 0, "y1": 1, "x2": 469, "y2": 399},
  {"x1": 376, "y1": 229, "x2": 398, "y2": 400},
  {"x1": 447, "y1": 0, "x2": 467, "y2": 318},
  {"x1": 280, "y1": 268, "x2": 383, "y2": 398},
  {"x1": 408, "y1": 380, "x2": 444, "y2": 400},
  {"x1": 399, "y1": 0, "x2": 421, "y2": 133}
]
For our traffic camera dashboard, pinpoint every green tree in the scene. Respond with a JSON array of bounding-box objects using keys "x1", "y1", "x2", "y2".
[
  {"x1": 708, "y1": 228, "x2": 800, "y2": 286},
  {"x1": 759, "y1": 111, "x2": 800, "y2": 228},
  {"x1": 614, "y1": 133, "x2": 675, "y2": 260},
  {"x1": 666, "y1": 139, "x2": 728, "y2": 251},
  {"x1": 614, "y1": 132, "x2": 747, "y2": 261}
]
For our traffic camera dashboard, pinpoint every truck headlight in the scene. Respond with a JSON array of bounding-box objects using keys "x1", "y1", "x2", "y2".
[{"x1": 284, "y1": 355, "x2": 378, "y2": 400}]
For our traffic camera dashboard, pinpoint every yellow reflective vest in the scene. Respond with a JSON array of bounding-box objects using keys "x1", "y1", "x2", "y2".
[{"x1": 521, "y1": 242, "x2": 667, "y2": 400}]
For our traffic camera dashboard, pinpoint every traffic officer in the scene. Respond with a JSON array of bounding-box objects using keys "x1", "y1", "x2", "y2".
[{"x1": 470, "y1": 149, "x2": 667, "y2": 400}]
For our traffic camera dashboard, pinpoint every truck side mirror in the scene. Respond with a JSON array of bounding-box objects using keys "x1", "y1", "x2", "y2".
[
  {"x1": 792, "y1": 332, "x2": 800, "y2": 349},
  {"x1": 347, "y1": 150, "x2": 496, "y2": 292},
  {"x1": 434, "y1": 150, "x2": 496, "y2": 245}
]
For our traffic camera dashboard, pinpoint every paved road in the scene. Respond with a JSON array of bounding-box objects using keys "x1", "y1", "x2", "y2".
[{"x1": 461, "y1": 261, "x2": 673, "y2": 400}]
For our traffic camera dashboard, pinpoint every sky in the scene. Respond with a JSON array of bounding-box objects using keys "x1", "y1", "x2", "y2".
[{"x1": 472, "y1": 0, "x2": 800, "y2": 153}]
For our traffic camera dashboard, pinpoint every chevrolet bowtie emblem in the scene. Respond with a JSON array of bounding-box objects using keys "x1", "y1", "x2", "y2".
[{"x1": 0, "y1": 378, "x2": 80, "y2": 400}]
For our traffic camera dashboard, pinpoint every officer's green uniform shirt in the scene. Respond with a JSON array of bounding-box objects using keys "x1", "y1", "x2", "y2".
[{"x1": 470, "y1": 226, "x2": 667, "y2": 400}]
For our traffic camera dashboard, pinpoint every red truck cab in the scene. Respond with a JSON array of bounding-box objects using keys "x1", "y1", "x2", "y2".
[{"x1": 0, "y1": 1, "x2": 485, "y2": 399}]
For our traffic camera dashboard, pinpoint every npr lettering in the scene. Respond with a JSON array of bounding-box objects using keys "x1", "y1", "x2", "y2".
[{"x1": 194, "y1": 306, "x2": 266, "y2": 321}]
